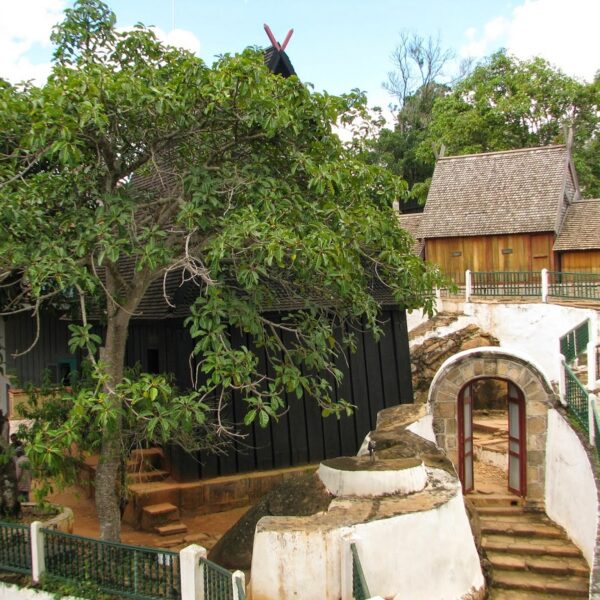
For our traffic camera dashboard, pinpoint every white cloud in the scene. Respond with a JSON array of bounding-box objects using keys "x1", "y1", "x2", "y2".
[
  {"x1": 151, "y1": 27, "x2": 201, "y2": 55},
  {"x1": 0, "y1": 0, "x2": 64, "y2": 84},
  {"x1": 461, "y1": 0, "x2": 600, "y2": 81}
]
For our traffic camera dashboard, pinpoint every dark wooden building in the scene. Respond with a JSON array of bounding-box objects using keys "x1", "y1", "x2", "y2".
[{"x1": 3, "y1": 294, "x2": 413, "y2": 481}]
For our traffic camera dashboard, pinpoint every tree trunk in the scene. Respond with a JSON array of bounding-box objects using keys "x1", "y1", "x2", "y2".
[
  {"x1": 0, "y1": 440, "x2": 20, "y2": 518},
  {"x1": 95, "y1": 311, "x2": 129, "y2": 542}
]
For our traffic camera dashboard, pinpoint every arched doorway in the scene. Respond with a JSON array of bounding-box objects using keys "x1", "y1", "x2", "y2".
[
  {"x1": 428, "y1": 347, "x2": 555, "y2": 504},
  {"x1": 457, "y1": 378, "x2": 526, "y2": 495}
]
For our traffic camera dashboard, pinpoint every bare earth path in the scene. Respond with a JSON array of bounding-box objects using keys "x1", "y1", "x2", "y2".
[{"x1": 48, "y1": 485, "x2": 249, "y2": 550}]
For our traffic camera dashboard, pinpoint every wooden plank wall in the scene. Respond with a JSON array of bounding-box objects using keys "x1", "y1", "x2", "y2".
[
  {"x1": 425, "y1": 233, "x2": 555, "y2": 283},
  {"x1": 6, "y1": 308, "x2": 413, "y2": 480},
  {"x1": 126, "y1": 309, "x2": 413, "y2": 481},
  {"x1": 4, "y1": 313, "x2": 73, "y2": 387},
  {"x1": 559, "y1": 251, "x2": 600, "y2": 273}
]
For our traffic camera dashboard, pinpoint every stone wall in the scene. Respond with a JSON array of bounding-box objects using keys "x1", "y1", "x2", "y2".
[
  {"x1": 411, "y1": 325, "x2": 499, "y2": 403},
  {"x1": 428, "y1": 348, "x2": 557, "y2": 503}
]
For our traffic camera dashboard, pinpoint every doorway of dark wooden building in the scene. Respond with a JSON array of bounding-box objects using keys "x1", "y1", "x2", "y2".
[{"x1": 458, "y1": 378, "x2": 526, "y2": 496}]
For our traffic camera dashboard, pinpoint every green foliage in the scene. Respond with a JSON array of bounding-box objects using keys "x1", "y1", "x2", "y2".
[
  {"x1": 420, "y1": 51, "x2": 600, "y2": 196},
  {"x1": 0, "y1": 0, "x2": 443, "y2": 535}
]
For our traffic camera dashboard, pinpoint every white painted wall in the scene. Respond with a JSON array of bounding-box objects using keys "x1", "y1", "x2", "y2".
[
  {"x1": 545, "y1": 408, "x2": 598, "y2": 566},
  {"x1": 250, "y1": 471, "x2": 484, "y2": 600},
  {"x1": 406, "y1": 413, "x2": 436, "y2": 444},
  {"x1": 317, "y1": 462, "x2": 427, "y2": 497},
  {"x1": 460, "y1": 302, "x2": 598, "y2": 383},
  {"x1": 352, "y1": 493, "x2": 483, "y2": 600}
]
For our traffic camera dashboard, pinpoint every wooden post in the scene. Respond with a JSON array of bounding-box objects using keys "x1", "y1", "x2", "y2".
[
  {"x1": 541, "y1": 268, "x2": 549, "y2": 303},
  {"x1": 465, "y1": 270, "x2": 472, "y2": 302},
  {"x1": 588, "y1": 394, "x2": 596, "y2": 447},
  {"x1": 558, "y1": 355, "x2": 567, "y2": 406}
]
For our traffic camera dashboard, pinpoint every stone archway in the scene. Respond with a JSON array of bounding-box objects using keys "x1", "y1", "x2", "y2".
[{"x1": 428, "y1": 347, "x2": 557, "y2": 503}]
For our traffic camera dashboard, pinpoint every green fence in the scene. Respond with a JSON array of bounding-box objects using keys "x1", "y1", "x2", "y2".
[
  {"x1": 350, "y1": 542, "x2": 371, "y2": 600},
  {"x1": 43, "y1": 528, "x2": 180, "y2": 600},
  {"x1": 560, "y1": 320, "x2": 590, "y2": 364},
  {"x1": 549, "y1": 271, "x2": 600, "y2": 301},
  {"x1": 471, "y1": 271, "x2": 541, "y2": 297},
  {"x1": 564, "y1": 363, "x2": 590, "y2": 434},
  {"x1": 0, "y1": 521, "x2": 31, "y2": 575},
  {"x1": 200, "y1": 557, "x2": 235, "y2": 600}
]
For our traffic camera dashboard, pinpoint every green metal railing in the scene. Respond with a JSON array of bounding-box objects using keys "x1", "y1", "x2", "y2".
[
  {"x1": 350, "y1": 543, "x2": 371, "y2": 600},
  {"x1": 564, "y1": 363, "x2": 590, "y2": 433},
  {"x1": 43, "y1": 528, "x2": 180, "y2": 600},
  {"x1": 471, "y1": 271, "x2": 541, "y2": 297},
  {"x1": 560, "y1": 320, "x2": 590, "y2": 364},
  {"x1": 200, "y1": 557, "x2": 234, "y2": 600},
  {"x1": 549, "y1": 271, "x2": 600, "y2": 301},
  {"x1": 0, "y1": 521, "x2": 31, "y2": 574},
  {"x1": 593, "y1": 401, "x2": 600, "y2": 461}
]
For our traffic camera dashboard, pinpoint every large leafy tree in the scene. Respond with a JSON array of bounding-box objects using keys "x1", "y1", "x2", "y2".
[
  {"x1": 420, "y1": 51, "x2": 600, "y2": 196},
  {"x1": 0, "y1": 1, "x2": 441, "y2": 540}
]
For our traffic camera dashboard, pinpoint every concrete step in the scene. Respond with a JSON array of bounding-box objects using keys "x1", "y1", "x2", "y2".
[
  {"x1": 481, "y1": 521, "x2": 563, "y2": 539},
  {"x1": 487, "y1": 551, "x2": 589, "y2": 577},
  {"x1": 468, "y1": 494, "x2": 524, "y2": 508},
  {"x1": 476, "y1": 506, "x2": 528, "y2": 517},
  {"x1": 491, "y1": 590, "x2": 587, "y2": 600},
  {"x1": 482, "y1": 535, "x2": 584, "y2": 559},
  {"x1": 141, "y1": 502, "x2": 180, "y2": 530},
  {"x1": 492, "y1": 570, "x2": 588, "y2": 597},
  {"x1": 155, "y1": 522, "x2": 188, "y2": 536}
]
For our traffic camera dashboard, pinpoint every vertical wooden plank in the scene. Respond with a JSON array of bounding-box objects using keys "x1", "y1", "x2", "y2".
[
  {"x1": 252, "y1": 336, "x2": 275, "y2": 471},
  {"x1": 349, "y1": 325, "x2": 372, "y2": 445},
  {"x1": 393, "y1": 309, "x2": 414, "y2": 405},
  {"x1": 363, "y1": 316, "x2": 387, "y2": 429},
  {"x1": 336, "y1": 327, "x2": 358, "y2": 455},
  {"x1": 301, "y1": 364, "x2": 325, "y2": 463},
  {"x1": 281, "y1": 329, "x2": 309, "y2": 466},
  {"x1": 378, "y1": 316, "x2": 401, "y2": 407},
  {"x1": 230, "y1": 326, "x2": 256, "y2": 474}
]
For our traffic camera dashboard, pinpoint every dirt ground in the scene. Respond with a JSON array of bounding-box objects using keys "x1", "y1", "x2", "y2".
[{"x1": 48, "y1": 485, "x2": 250, "y2": 550}]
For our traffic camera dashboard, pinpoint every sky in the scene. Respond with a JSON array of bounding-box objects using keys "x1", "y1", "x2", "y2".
[{"x1": 1, "y1": 0, "x2": 599, "y2": 125}]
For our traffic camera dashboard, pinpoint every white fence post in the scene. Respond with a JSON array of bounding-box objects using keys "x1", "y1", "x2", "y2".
[
  {"x1": 465, "y1": 270, "x2": 472, "y2": 303},
  {"x1": 232, "y1": 570, "x2": 246, "y2": 600},
  {"x1": 180, "y1": 544, "x2": 207, "y2": 600},
  {"x1": 558, "y1": 354, "x2": 567, "y2": 406},
  {"x1": 30, "y1": 521, "x2": 45, "y2": 584},
  {"x1": 541, "y1": 268, "x2": 549, "y2": 303},
  {"x1": 589, "y1": 394, "x2": 597, "y2": 446},
  {"x1": 340, "y1": 531, "x2": 357, "y2": 600}
]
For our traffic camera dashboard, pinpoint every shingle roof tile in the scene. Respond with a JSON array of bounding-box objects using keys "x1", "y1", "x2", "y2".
[
  {"x1": 554, "y1": 199, "x2": 600, "y2": 251},
  {"x1": 419, "y1": 145, "x2": 568, "y2": 239},
  {"x1": 398, "y1": 213, "x2": 424, "y2": 256}
]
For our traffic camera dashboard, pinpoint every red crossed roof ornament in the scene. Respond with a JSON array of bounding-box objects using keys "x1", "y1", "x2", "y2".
[{"x1": 263, "y1": 23, "x2": 294, "y2": 51}]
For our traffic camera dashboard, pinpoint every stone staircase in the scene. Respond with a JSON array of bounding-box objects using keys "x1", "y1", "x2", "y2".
[{"x1": 470, "y1": 494, "x2": 590, "y2": 598}]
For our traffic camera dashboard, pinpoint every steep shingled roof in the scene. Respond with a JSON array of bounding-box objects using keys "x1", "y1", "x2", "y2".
[
  {"x1": 398, "y1": 213, "x2": 424, "y2": 257},
  {"x1": 554, "y1": 199, "x2": 600, "y2": 251},
  {"x1": 419, "y1": 145, "x2": 569, "y2": 239}
]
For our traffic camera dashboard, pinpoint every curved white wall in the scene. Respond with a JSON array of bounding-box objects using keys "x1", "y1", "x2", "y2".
[
  {"x1": 250, "y1": 471, "x2": 484, "y2": 600},
  {"x1": 545, "y1": 408, "x2": 598, "y2": 566}
]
